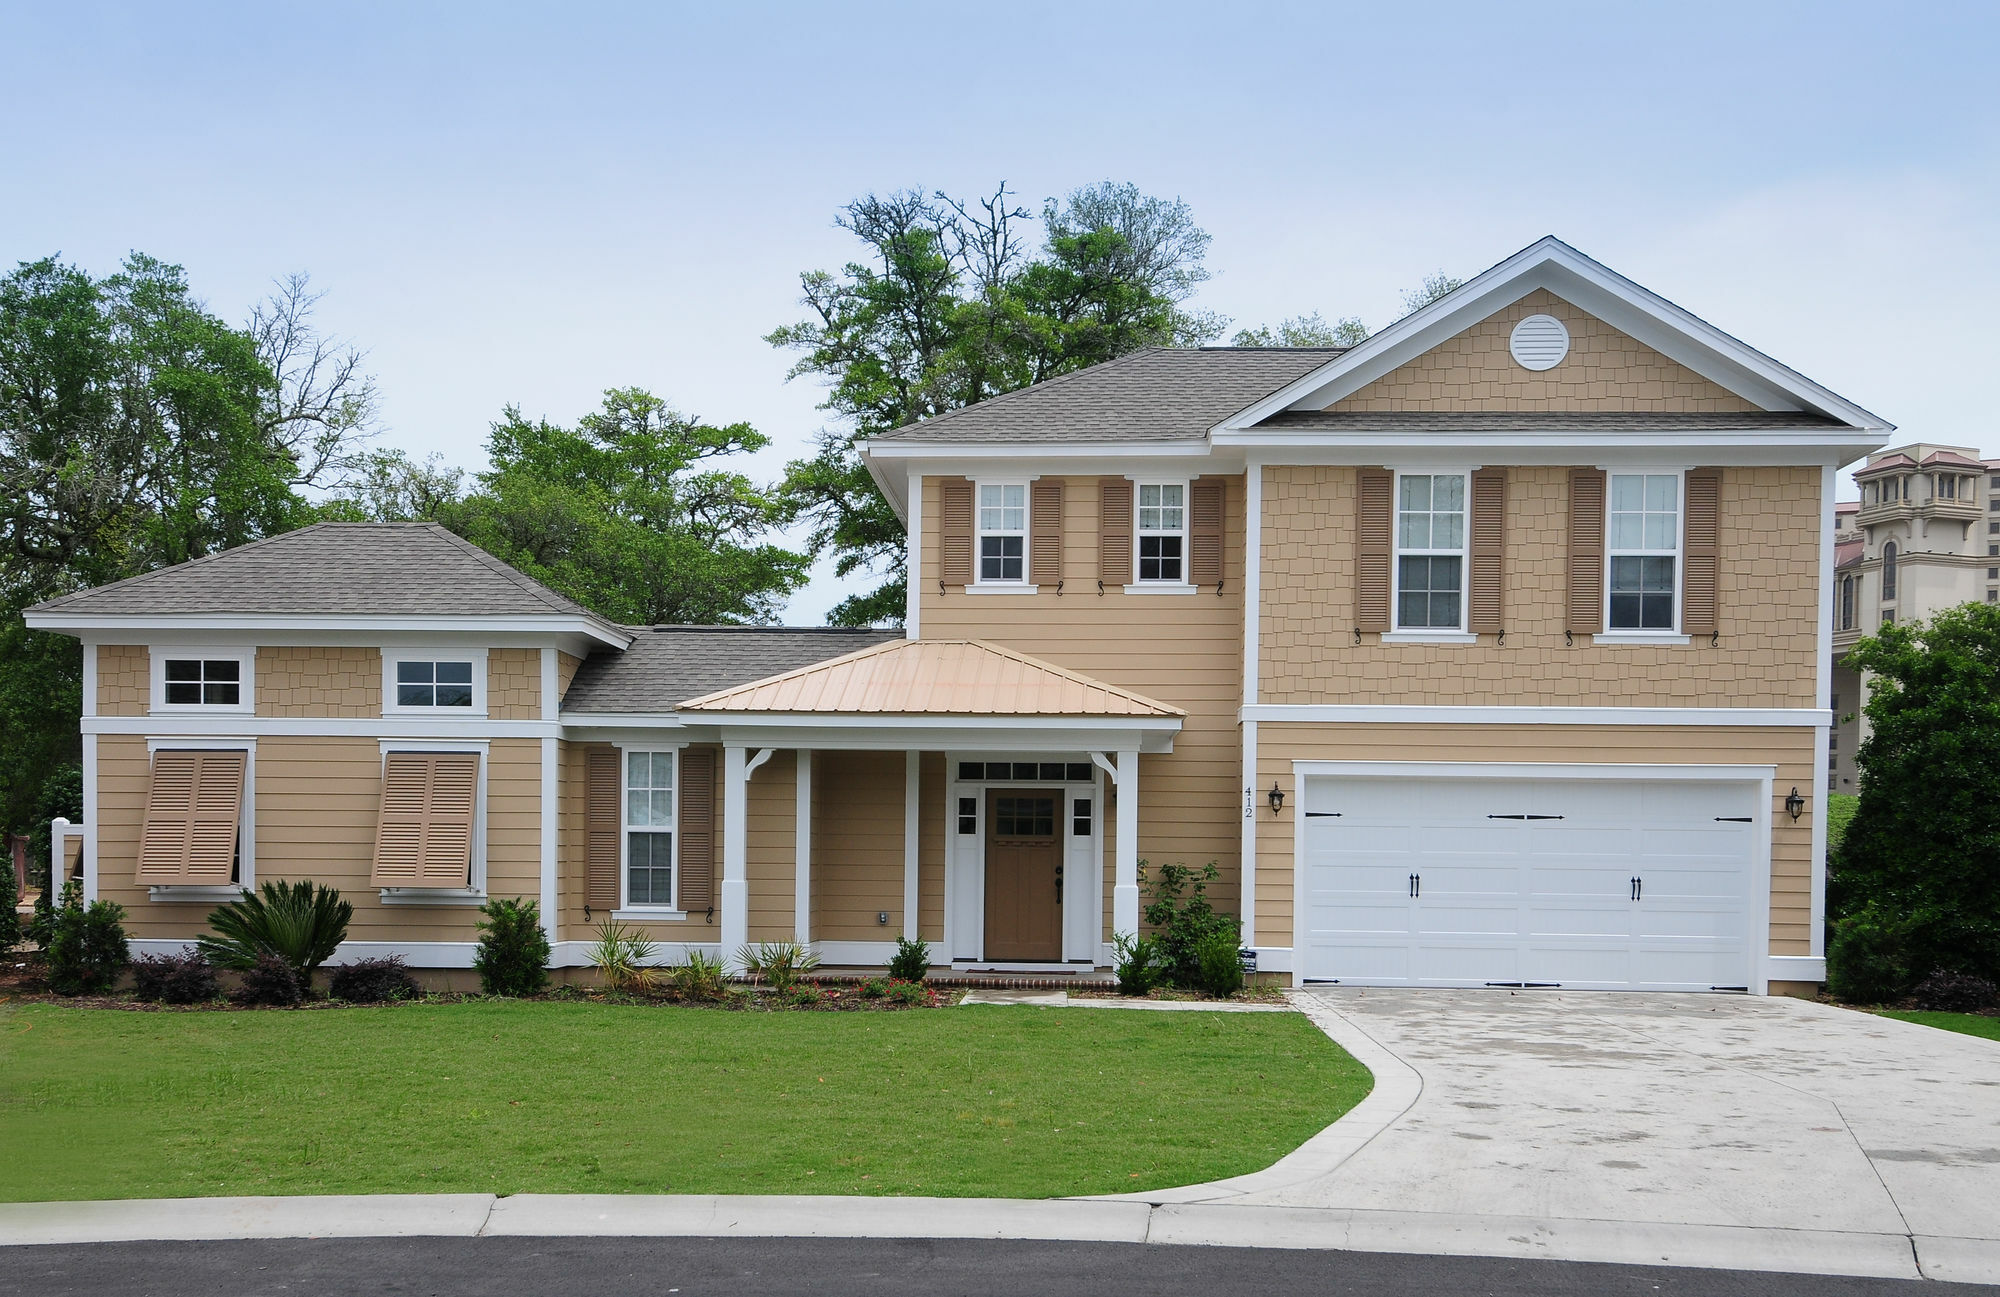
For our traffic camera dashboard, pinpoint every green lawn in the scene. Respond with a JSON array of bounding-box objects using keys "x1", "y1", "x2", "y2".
[
  {"x1": 0, "y1": 1001, "x2": 1368, "y2": 1202},
  {"x1": 1878, "y1": 1010, "x2": 2000, "y2": 1042},
  {"x1": 1827, "y1": 792, "x2": 1859, "y2": 854}
]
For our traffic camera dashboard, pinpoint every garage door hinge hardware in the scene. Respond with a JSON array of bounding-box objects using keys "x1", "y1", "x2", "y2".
[
  {"x1": 1304, "y1": 810, "x2": 1342, "y2": 817},
  {"x1": 1486, "y1": 813, "x2": 1565, "y2": 820},
  {"x1": 1714, "y1": 816, "x2": 1752, "y2": 823}
]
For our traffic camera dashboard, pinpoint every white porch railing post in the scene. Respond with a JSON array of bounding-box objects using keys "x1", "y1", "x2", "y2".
[
  {"x1": 1113, "y1": 750, "x2": 1140, "y2": 937},
  {"x1": 50, "y1": 817, "x2": 69, "y2": 894}
]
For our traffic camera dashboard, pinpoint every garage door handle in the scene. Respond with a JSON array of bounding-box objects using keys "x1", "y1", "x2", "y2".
[
  {"x1": 1714, "y1": 816, "x2": 1752, "y2": 823},
  {"x1": 1630, "y1": 876, "x2": 1643, "y2": 901},
  {"x1": 1409, "y1": 873, "x2": 1421, "y2": 898},
  {"x1": 1304, "y1": 811, "x2": 1342, "y2": 817}
]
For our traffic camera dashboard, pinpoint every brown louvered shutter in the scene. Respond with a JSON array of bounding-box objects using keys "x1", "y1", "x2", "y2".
[
  {"x1": 585, "y1": 746, "x2": 621, "y2": 909},
  {"x1": 137, "y1": 750, "x2": 244, "y2": 885},
  {"x1": 372, "y1": 753, "x2": 478, "y2": 887},
  {"x1": 1190, "y1": 477, "x2": 1225, "y2": 587},
  {"x1": 1354, "y1": 468, "x2": 1393, "y2": 632},
  {"x1": 676, "y1": 747, "x2": 716, "y2": 913},
  {"x1": 1682, "y1": 468, "x2": 1722, "y2": 638},
  {"x1": 1468, "y1": 468, "x2": 1507, "y2": 634},
  {"x1": 1099, "y1": 478, "x2": 1132, "y2": 585},
  {"x1": 1030, "y1": 479, "x2": 1063, "y2": 586},
  {"x1": 939, "y1": 478, "x2": 974, "y2": 587},
  {"x1": 1567, "y1": 468, "x2": 1607, "y2": 635}
]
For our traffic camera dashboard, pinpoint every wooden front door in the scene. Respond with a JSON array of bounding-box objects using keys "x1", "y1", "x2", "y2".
[{"x1": 984, "y1": 789, "x2": 1063, "y2": 961}]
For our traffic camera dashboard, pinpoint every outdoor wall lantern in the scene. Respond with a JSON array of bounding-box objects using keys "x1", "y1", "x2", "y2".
[
  {"x1": 1785, "y1": 787, "x2": 1805, "y2": 821},
  {"x1": 1268, "y1": 782, "x2": 1285, "y2": 815}
]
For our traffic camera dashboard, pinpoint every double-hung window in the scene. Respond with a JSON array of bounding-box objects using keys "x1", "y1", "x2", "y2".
[
  {"x1": 1136, "y1": 483, "x2": 1185, "y2": 582},
  {"x1": 1395, "y1": 473, "x2": 1465, "y2": 630},
  {"x1": 977, "y1": 483, "x2": 1027, "y2": 584},
  {"x1": 1608, "y1": 473, "x2": 1680, "y2": 631},
  {"x1": 625, "y1": 750, "x2": 676, "y2": 908}
]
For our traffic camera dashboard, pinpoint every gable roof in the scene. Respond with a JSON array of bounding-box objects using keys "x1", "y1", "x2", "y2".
[
  {"x1": 678, "y1": 638, "x2": 1184, "y2": 717},
  {"x1": 865, "y1": 346, "x2": 1344, "y2": 445},
  {"x1": 562, "y1": 626, "x2": 903, "y2": 714},
  {"x1": 1220, "y1": 237, "x2": 1893, "y2": 436},
  {"x1": 25, "y1": 522, "x2": 627, "y2": 642}
]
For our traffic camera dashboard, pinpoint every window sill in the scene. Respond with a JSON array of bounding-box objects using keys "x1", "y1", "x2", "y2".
[
  {"x1": 148, "y1": 706, "x2": 255, "y2": 718},
  {"x1": 1381, "y1": 630, "x2": 1478, "y2": 643},
  {"x1": 147, "y1": 884, "x2": 246, "y2": 903},
  {"x1": 962, "y1": 584, "x2": 1038, "y2": 596},
  {"x1": 1592, "y1": 633, "x2": 1692, "y2": 646},
  {"x1": 379, "y1": 887, "x2": 486, "y2": 906},
  {"x1": 382, "y1": 708, "x2": 489, "y2": 719},
  {"x1": 609, "y1": 908, "x2": 690, "y2": 921},
  {"x1": 1121, "y1": 583, "x2": 1199, "y2": 595}
]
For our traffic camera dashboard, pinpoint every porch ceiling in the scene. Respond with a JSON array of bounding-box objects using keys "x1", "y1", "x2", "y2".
[{"x1": 677, "y1": 638, "x2": 1184, "y2": 719}]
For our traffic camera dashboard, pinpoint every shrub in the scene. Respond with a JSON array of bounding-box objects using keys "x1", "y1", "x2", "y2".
[
  {"x1": 858, "y1": 977, "x2": 889, "y2": 999},
  {"x1": 28, "y1": 881, "x2": 56, "y2": 947},
  {"x1": 888, "y1": 935, "x2": 931, "y2": 983},
  {"x1": 236, "y1": 950, "x2": 304, "y2": 1006},
  {"x1": 329, "y1": 956, "x2": 421, "y2": 1004},
  {"x1": 667, "y1": 950, "x2": 727, "y2": 1001},
  {"x1": 198, "y1": 881, "x2": 352, "y2": 985},
  {"x1": 784, "y1": 983, "x2": 826, "y2": 1008},
  {"x1": 1111, "y1": 931, "x2": 1161, "y2": 997},
  {"x1": 130, "y1": 948, "x2": 219, "y2": 1004},
  {"x1": 45, "y1": 881, "x2": 128, "y2": 996},
  {"x1": 1139, "y1": 860, "x2": 1240, "y2": 990},
  {"x1": 474, "y1": 898, "x2": 550, "y2": 996},
  {"x1": 738, "y1": 940, "x2": 818, "y2": 992},
  {"x1": 1193, "y1": 931, "x2": 1245, "y2": 998},
  {"x1": 1828, "y1": 906, "x2": 1912, "y2": 1003},
  {"x1": 0, "y1": 842, "x2": 18, "y2": 952},
  {"x1": 587, "y1": 921, "x2": 659, "y2": 995},
  {"x1": 886, "y1": 977, "x2": 933, "y2": 1006},
  {"x1": 1913, "y1": 969, "x2": 1999, "y2": 1013}
]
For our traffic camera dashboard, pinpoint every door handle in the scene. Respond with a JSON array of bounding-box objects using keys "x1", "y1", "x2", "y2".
[
  {"x1": 1630, "y1": 876, "x2": 1643, "y2": 902},
  {"x1": 1054, "y1": 863, "x2": 1063, "y2": 903},
  {"x1": 1409, "y1": 873, "x2": 1421, "y2": 898}
]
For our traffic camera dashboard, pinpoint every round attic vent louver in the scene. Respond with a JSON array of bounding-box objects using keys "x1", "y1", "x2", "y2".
[{"x1": 1509, "y1": 314, "x2": 1570, "y2": 371}]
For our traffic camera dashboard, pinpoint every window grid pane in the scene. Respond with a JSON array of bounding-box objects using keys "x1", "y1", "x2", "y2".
[
  {"x1": 394, "y1": 660, "x2": 475, "y2": 707},
  {"x1": 1136, "y1": 483, "x2": 1186, "y2": 582},
  {"x1": 1607, "y1": 474, "x2": 1680, "y2": 630},
  {"x1": 1395, "y1": 474, "x2": 1466, "y2": 630}
]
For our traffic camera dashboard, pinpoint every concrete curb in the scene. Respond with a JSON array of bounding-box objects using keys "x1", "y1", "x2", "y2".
[
  {"x1": 0, "y1": 1194, "x2": 496, "y2": 1244},
  {"x1": 483, "y1": 1194, "x2": 1152, "y2": 1241}
]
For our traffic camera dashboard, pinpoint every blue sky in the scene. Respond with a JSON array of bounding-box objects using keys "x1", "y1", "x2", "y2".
[{"x1": 5, "y1": 1, "x2": 1995, "y2": 621}]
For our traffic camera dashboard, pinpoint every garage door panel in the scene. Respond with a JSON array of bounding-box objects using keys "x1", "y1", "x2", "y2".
[{"x1": 1301, "y1": 773, "x2": 1756, "y2": 991}]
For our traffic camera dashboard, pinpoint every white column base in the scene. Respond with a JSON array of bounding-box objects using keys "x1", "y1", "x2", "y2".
[
  {"x1": 720, "y1": 878, "x2": 750, "y2": 972},
  {"x1": 1112, "y1": 884, "x2": 1140, "y2": 939}
]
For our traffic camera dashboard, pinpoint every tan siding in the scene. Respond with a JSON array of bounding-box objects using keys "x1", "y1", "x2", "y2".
[
  {"x1": 745, "y1": 748, "x2": 797, "y2": 943},
  {"x1": 1333, "y1": 289, "x2": 1760, "y2": 413},
  {"x1": 556, "y1": 652, "x2": 583, "y2": 704},
  {"x1": 922, "y1": 473, "x2": 1247, "y2": 939},
  {"x1": 1252, "y1": 723, "x2": 1817, "y2": 957},
  {"x1": 485, "y1": 738, "x2": 544, "y2": 911},
  {"x1": 1260, "y1": 464, "x2": 1821, "y2": 707},
  {"x1": 565, "y1": 741, "x2": 727, "y2": 943},
  {"x1": 488, "y1": 648, "x2": 541, "y2": 719},
  {"x1": 97, "y1": 645, "x2": 148, "y2": 716},
  {"x1": 811, "y1": 750, "x2": 907, "y2": 942},
  {"x1": 257, "y1": 647, "x2": 379, "y2": 716}
]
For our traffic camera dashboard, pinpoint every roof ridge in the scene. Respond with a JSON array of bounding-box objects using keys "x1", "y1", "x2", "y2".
[{"x1": 417, "y1": 523, "x2": 598, "y2": 619}]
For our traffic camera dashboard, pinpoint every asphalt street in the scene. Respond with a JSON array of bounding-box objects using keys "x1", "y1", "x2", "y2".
[{"x1": 2, "y1": 1236, "x2": 1988, "y2": 1297}]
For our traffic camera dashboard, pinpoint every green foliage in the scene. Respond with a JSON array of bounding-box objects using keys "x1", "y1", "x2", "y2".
[
  {"x1": 0, "y1": 838, "x2": 17, "y2": 952},
  {"x1": 1827, "y1": 792, "x2": 1859, "y2": 856},
  {"x1": 197, "y1": 881, "x2": 352, "y2": 983},
  {"x1": 427, "y1": 389, "x2": 809, "y2": 626},
  {"x1": 666, "y1": 950, "x2": 727, "y2": 1002},
  {"x1": 1831, "y1": 603, "x2": 2000, "y2": 990},
  {"x1": 784, "y1": 983, "x2": 826, "y2": 1008},
  {"x1": 1231, "y1": 312, "x2": 1369, "y2": 348},
  {"x1": 885, "y1": 978, "x2": 933, "y2": 1006},
  {"x1": 1827, "y1": 905, "x2": 1913, "y2": 1003},
  {"x1": 1912, "y1": 969, "x2": 1997, "y2": 1013},
  {"x1": 1139, "y1": 859, "x2": 1240, "y2": 992},
  {"x1": 44, "y1": 881, "x2": 128, "y2": 995},
  {"x1": 1194, "y1": 932, "x2": 1246, "y2": 999},
  {"x1": 888, "y1": 935, "x2": 930, "y2": 982},
  {"x1": 236, "y1": 951, "x2": 304, "y2": 1006},
  {"x1": 586, "y1": 921, "x2": 657, "y2": 995},
  {"x1": 329, "y1": 956, "x2": 420, "y2": 1004},
  {"x1": 737, "y1": 940, "x2": 819, "y2": 992},
  {"x1": 768, "y1": 183, "x2": 1220, "y2": 625},
  {"x1": 1111, "y1": 931, "x2": 1162, "y2": 997},
  {"x1": 130, "y1": 948, "x2": 219, "y2": 1004},
  {"x1": 474, "y1": 898, "x2": 551, "y2": 996},
  {"x1": 858, "y1": 977, "x2": 889, "y2": 999}
]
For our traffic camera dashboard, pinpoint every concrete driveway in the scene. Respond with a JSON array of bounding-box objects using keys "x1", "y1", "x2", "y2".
[{"x1": 1211, "y1": 989, "x2": 2000, "y2": 1275}]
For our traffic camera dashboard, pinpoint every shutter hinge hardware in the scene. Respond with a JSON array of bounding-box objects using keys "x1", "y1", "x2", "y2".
[
  {"x1": 1353, "y1": 628, "x2": 1362, "y2": 645},
  {"x1": 1097, "y1": 579, "x2": 1105, "y2": 596},
  {"x1": 583, "y1": 904, "x2": 592, "y2": 921},
  {"x1": 1215, "y1": 579, "x2": 1225, "y2": 597},
  {"x1": 938, "y1": 578, "x2": 946, "y2": 596},
  {"x1": 705, "y1": 906, "x2": 715, "y2": 923},
  {"x1": 1564, "y1": 629, "x2": 1574, "y2": 647},
  {"x1": 1497, "y1": 628, "x2": 1505, "y2": 645},
  {"x1": 1054, "y1": 579, "x2": 1063, "y2": 596},
  {"x1": 1710, "y1": 631, "x2": 1720, "y2": 648}
]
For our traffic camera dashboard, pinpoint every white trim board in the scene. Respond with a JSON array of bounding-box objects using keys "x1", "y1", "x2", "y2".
[{"x1": 1244, "y1": 705, "x2": 1828, "y2": 727}]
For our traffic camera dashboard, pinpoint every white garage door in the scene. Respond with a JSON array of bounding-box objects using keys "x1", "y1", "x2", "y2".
[{"x1": 1300, "y1": 774, "x2": 1759, "y2": 991}]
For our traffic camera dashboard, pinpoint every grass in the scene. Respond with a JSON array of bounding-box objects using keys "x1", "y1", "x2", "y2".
[
  {"x1": 1877, "y1": 1010, "x2": 2000, "y2": 1042},
  {"x1": 1827, "y1": 792, "x2": 1859, "y2": 854},
  {"x1": 0, "y1": 1000, "x2": 1368, "y2": 1202}
]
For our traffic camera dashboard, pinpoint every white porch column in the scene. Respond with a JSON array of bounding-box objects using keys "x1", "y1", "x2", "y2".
[
  {"x1": 722, "y1": 746, "x2": 773, "y2": 970},
  {"x1": 1113, "y1": 748, "x2": 1140, "y2": 938},
  {"x1": 795, "y1": 750, "x2": 812, "y2": 946},
  {"x1": 903, "y1": 750, "x2": 920, "y2": 941}
]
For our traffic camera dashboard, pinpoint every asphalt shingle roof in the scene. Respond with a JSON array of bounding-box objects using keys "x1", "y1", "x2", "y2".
[
  {"x1": 28, "y1": 522, "x2": 618, "y2": 631},
  {"x1": 562, "y1": 625, "x2": 905, "y2": 713},
  {"x1": 866, "y1": 347, "x2": 1346, "y2": 444}
]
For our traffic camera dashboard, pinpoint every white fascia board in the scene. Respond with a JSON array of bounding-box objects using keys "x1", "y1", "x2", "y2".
[
  {"x1": 1293, "y1": 759, "x2": 1779, "y2": 782},
  {"x1": 1215, "y1": 237, "x2": 1895, "y2": 434},
  {"x1": 22, "y1": 612, "x2": 632, "y2": 650},
  {"x1": 558, "y1": 713, "x2": 692, "y2": 731},
  {"x1": 1245, "y1": 704, "x2": 1829, "y2": 726},
  {"x1": 679, "y1": 715, "x2": 1180, "y2": 753},
  {"x1": 1210, "y1": 435, "x2": 1887, "y2": 467},
  {"x1": 864, "y1": 446, "x2": 1233, "y2": 527}
]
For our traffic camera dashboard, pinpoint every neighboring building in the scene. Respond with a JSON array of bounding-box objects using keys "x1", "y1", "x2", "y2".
[
  {"x1": 1828, "y1": 444, "x2": 2000, "y2": 793},
  {"x1": 26, "y1": 237, "x2": 1890, "y2": 996}
]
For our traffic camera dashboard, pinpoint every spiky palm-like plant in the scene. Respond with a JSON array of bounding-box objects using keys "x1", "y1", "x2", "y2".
[{"x1": 198, "y1": 880, "x2": 352, "y2": 981}]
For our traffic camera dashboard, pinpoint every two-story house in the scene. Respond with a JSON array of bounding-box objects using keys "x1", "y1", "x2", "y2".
[
  {"x1": 1828, "y1": 444, "x2": 2000, "y2": 792},
  {"x1": 28, "y1": 237, "x2": 1889, "y2": 996}
]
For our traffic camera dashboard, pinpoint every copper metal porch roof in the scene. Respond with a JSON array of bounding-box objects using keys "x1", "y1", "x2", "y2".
[{"x1": 677, "y1": 639, "x2": 1184, "y2": 718}]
